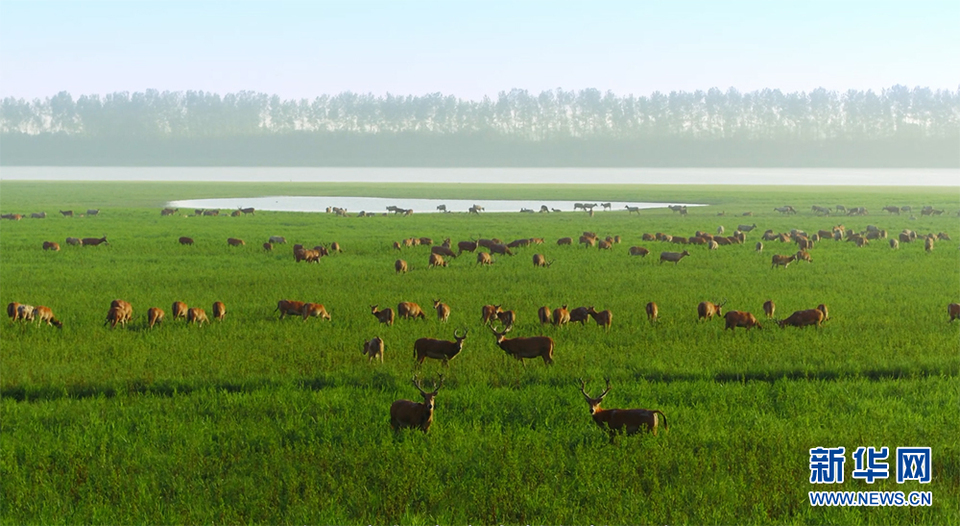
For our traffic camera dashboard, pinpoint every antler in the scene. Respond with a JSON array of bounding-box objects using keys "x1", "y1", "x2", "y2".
[
  {"x1": 454, "y1": 328, "x2": 467, "y2": 339},
  {"x1": 412, "y1": 375, "x2": 427, "y2": 396},
  {"x1": 598, "y1": 378, "x2": 612, "y2": 400},
  {"x1": 431, "y1": 374, "x2": 444, "y2": 394},
  {"x1": 577, "y1": 378, "x2": 591, "y2": 399}
]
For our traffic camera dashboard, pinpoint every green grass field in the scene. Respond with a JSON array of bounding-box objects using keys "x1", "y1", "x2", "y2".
[{"x1": 1, "y1": 181, "x2": 958, "y2": 525}]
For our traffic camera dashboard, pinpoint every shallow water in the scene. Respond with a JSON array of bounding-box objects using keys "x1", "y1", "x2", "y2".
[{"x1": 166, "y1": 196, "x2": 703, "y2": 214}]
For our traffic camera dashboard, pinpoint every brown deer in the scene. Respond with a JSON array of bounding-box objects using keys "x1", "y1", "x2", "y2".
[
  {"x1": 34, "y1": 306, "x2": 63, "y2": 328},
  {"x1": 147, "y1": 307, "x2": 164, "y2": 328},
  {"x1": 212, "y1": 302, "x2": 226, "y2": 321},
  {"x1": 414, "y1": 330, "x2": 468, "y2": 366},
  {"x1": 645, "y1": 302, "x2": 658, "y2": 324},
  {"x1": 390, "y1": 375, "x2": 444, "y2": 433},
  {"x1": 578, "y1": 378, "x2": 667, "y2": 442},
  {"x1": 370, "y1": 305, "x2": 395, "y2": 326},
  {"x1": 398, "y1": 302, "x2": 426, "y2": 320},
  {"x1": 697, "y1": 300, "x2": 726, "y2": 321},
  {"x1": 363, "y1": 337, "x2": 384, "y2": 363},
  {"x1": 433, "y1": 300, "x2": 451, "y2": 323},
  {"x1": 489, "y1": 325, "x2": 554, "y2": 366}
]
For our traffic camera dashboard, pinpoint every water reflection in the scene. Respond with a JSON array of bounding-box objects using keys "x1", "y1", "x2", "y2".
[{"x1": 167, "y1": 196, "x2": 704, "y2": 214}]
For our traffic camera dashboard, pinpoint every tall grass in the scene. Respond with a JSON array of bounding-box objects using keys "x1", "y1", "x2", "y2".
[{"x1": 1, "y1": 181, "x2": 958, "y2": 524}]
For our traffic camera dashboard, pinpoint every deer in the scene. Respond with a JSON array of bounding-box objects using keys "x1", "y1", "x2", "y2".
[
  {"x1": 578, "y1": 378, "x2": 668, "y2": 442},
  {"x1": 723, "y1": 310, "x2": 762, "y2": 331},
  {"x1": 538, "y1": 306, "x2": 551, "y2": 325},
  {"x1": 301, "y1": 303, "x2": 331, "y2": 321},
  {"x1": 187, "y1": 307, "x2": 209, "y2": 326},
  {"x1": 481, "y1": 304, "x2": 502, "y2": 325},
  {"x1": 645, "y1": 302, "x2": 658, "y2": 324},
  {"x1": 552, "y1": 305, "x2": 570, "y2": 326},
  {"x1": 586, "y1": 307, "x2": 613, "y2": 329},
  {"x1": 390, "y1": 375, "x2": 444, "y2": 433},
  {"x1": 763, "y1": 300, "x2": 775, "y2": 319},
  {"x1": 398, "y1": 302, "x2": 426, "y2": 320},
  {"x1": 413, "y1": 329, "x2": 468, "y2": 366},
  {"x1": 81, "y1": 236, "x2": 108, "y2": 246},
  {"x1": 428, "y1": 253, "x2": 447, "y2": 268},
  {"x1": 659, "y1": 250, "x2": 690, "y2": 265},
  {"x1": 697, "y1": 300, "x2": 726, "y2": 321},
  {"x1": 370, "y1": 305, "x2": 395, "y2": 326},
  {"x1": 172, "y1": 301, "x2": 189, "y2": 320},
  {"x1": 433, "y1": 300, "x2": 451, "y2": 323},
  {"x1": 105, "y1": 300, "x2": 132, "y2": 329},
  {"x1": 147, "y1": 307, "x2": 164, "y2": 328},
  {"x1": 771, "y1": 254, "x2": 797, "y2": 269},
  {"x1": 363, "y1": 337, "x2": 384, "y2": 363},
  {"x1": 948, "y1": 303, "x2": 960, "y2": 322},
  {"x1": 212, "y1": 301, "x2": 226, "y2": 321},
  {"x1": 489, "y1": 325, "x2": 554, "y2": 366},
  {"x1": 496, "y1": 309, "x2": 516, "y2": 329},
  {"x1": 33, "y1": 306, "x2": 63, "y2": 328}
]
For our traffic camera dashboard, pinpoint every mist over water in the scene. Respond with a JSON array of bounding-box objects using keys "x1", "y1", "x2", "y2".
[{"x1": 1, "y1": 167, "x2": 957, "y2": 186}]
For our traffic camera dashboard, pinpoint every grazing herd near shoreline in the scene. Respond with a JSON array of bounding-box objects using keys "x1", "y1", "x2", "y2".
[{"x1": 4, "y1": 201, "x2": 959, "y2": 438}]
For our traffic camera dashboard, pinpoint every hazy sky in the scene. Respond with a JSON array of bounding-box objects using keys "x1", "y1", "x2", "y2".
[{"x1": 1, "y1": 0, "x2": 957, "y2": 101}]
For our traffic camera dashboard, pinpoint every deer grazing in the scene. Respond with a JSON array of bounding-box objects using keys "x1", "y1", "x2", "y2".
[
  {"x1": 552, "y1": 305, "x2": 570, "y2": 326},
  {"x1": 433, "y1": 300, "x2": 451, "y2": 323},
  {"x1": 723, "y1": 310, "x2": 762, "y2": 331},
  {"x1": 697, "y1": 300, "x2": 726, "y2": 321},
  {"x1": 33, "y1": 306, "x2": 63, "y2": 328},
  {"x1": 212, "y1": 301, "x2": 226, "y2": 321},
  {"x1": 481, "y1": 304, "x2": 503, "y2": 325},
  {"x1": 147, "y1": 307, "x2": 164, "y2": 328},
  {"x1": 301, "y1": 303, "x2": 331, "y2": 321},
  {"x1": 763, "y1": 300, "x2": 775, "y2": 319},
  {"x1": 187, "y1": 307, "x2": 209, "y2": 326},
  {"x1": 397, "y1": 302, "x2": 426, "y2": 320},
  {"x1": 578, "y1": 378, "x2": 668, "y2": 442},
  {"x1": 645, "y1": 302, "x2": 658, "y2": 324},
  {"x1": 586, "y1": 307, "x2": 613, "y2": 329},
  {"x1": 538, "y1": 306, "x2": 551, "y2": 325},
  {"x1": 363, "y1": 337, "x2": 384, "y2": 363},
  {"x1": 105, "y1": 299, "x2": 133, "y2": 329},
  {"x1": 370, "y1": 305, "x2": 395, "y2": 326},
  {"x1": 390, "y1": 375, "x2": 444, "y2": 433},
  {"x1": 171, "y1": 301, "x2": 189, "y2": 320}
]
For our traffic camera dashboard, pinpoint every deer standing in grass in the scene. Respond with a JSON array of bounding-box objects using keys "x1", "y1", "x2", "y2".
[{"x1": 390, "y1": 375, "x2": 444, "y2": 433}]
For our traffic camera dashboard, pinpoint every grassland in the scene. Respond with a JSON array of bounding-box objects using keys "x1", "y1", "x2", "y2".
[{"x1": 1, "y1": 180, "x2": 958, "y2": 525}]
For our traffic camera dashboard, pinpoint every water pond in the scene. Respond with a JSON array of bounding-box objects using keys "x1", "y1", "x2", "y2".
[{"x1": 166, "y1": 196, "x2": 704, "y2": 214}]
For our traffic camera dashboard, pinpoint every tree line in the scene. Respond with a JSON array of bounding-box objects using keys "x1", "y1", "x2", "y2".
[{"x1": 2, "y1": 86, "x2": 957, "y2": 166}]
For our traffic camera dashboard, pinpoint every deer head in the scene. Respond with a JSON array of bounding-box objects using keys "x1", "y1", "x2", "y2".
[{"x1": 578, "y1": 378, "x2": 612, "y2": 415}]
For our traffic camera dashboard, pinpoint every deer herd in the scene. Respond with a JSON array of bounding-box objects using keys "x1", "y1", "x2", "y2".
[{"x1": 5, "y1": 201, "x2": 957, "y2": 442}]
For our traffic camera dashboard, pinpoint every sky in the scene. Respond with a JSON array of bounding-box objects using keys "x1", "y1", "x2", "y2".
[{"x1": 0, "y1": 0, "x2": 958, "y2": 101}]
